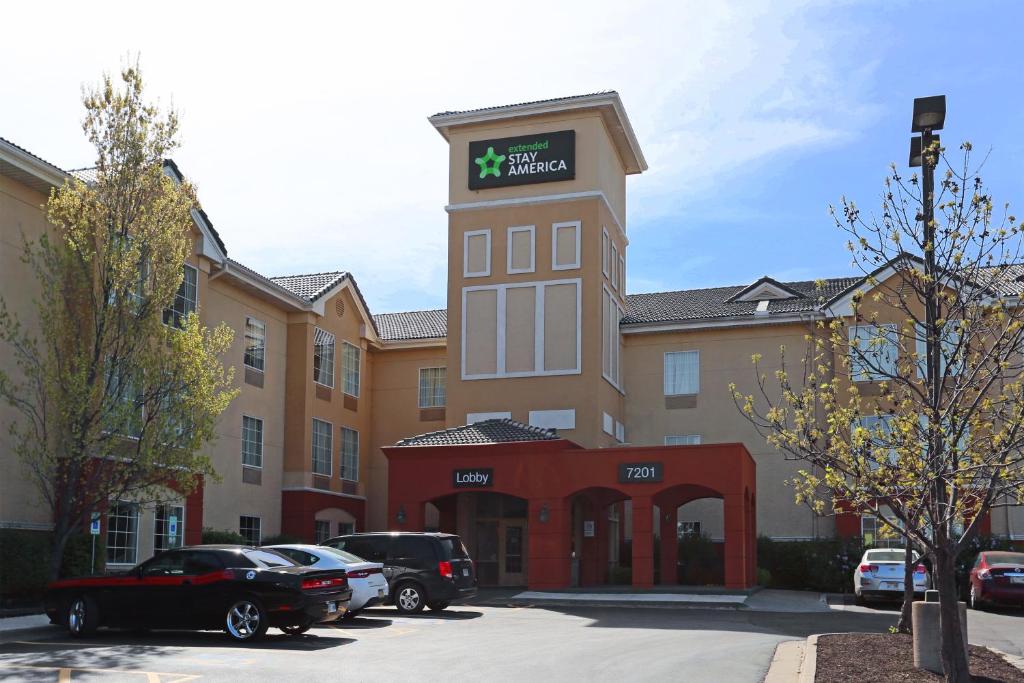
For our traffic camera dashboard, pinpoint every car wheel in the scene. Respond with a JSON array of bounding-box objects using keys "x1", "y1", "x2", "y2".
[
  {"x1": 394, "y1": 582, "x2": 425, "y2": 614},
  {"x1": 427, "y1": 601, "x2": 450, "y2": 612},
  {"x1": 225, "y1": 598, "x2": 270, "y2": 641},
  {"x1": 67, "y1": 595, "x2": 99, "y2": 637},
  {"x1": 280, "y1": 622, "x2": 312, "y2": 636}
]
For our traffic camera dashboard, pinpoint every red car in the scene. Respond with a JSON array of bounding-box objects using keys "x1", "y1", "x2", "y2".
[{"x1": 967, "y1": 551, "x2": 1024, "y2": 610}]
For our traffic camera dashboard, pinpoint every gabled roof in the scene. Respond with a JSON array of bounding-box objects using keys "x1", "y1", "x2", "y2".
[
  {"x1": 374, "y1": 309, "x2": 447, "y2": 342},
  {"x1": 395, "y1": 418, "x2": 559, "y2": 447},
  {"x1": 727, "y1": 276, "x2": 804, "y2": 302},
  {"x1": 270, "y1": 271, "x2": 348, "y2": 302}
]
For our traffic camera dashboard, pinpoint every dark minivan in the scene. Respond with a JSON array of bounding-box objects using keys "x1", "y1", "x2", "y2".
[{"x1": 321, "y1": 532, "x2": 476, "y2": 614}]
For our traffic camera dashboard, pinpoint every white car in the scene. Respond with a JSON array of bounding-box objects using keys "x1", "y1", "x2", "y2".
[
  {"x1": 266, "y1": 544, "x2": 389, "y2": 615},
  {"x1": 853, "y1": 548, "x2": 931, "y2": 604}
]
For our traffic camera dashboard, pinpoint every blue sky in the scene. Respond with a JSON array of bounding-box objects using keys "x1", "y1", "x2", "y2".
[{"x1": 2, "y1": 1, "x2": 1022, "y2": 313}]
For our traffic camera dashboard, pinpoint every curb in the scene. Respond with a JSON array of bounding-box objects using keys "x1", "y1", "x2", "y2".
[
  {"x1": 800, "y1": 634, "x2": 819, "y2": 683},
  {"x1": 481, "y1": 598, "x2": 747, "y2": 610}
]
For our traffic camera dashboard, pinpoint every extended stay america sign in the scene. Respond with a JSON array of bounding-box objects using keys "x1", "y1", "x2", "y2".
[{"x1": 468, "y1": 130, "x2": 575, "y2": 190}]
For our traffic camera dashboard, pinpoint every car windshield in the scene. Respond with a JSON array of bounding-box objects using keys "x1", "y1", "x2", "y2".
[
  {"x1": 439, "y1": 536, "x2": 469, "y2": 560},
  {"x1": 984, "y1": 552, "x2": 1024, "y2": 565},
  {"x1": 243, "y1": 549, "x2": 298, "y2": 568},
  {"x1": 866, "y1": 550, "x2": 914, "y2": 562},
  {"x1": 319, "y1": 546, "x2": 365, "y2": 564}
]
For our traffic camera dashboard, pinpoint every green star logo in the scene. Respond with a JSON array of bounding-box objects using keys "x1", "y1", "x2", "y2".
[{"x1": 474, "y1": 146, "x2": 506, "y2": 179}]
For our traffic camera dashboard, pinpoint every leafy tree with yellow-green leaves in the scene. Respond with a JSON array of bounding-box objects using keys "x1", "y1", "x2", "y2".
[
  {"x1": 0, "y1": 63, "x2": 238, "y2": 581},
  {"x1": 731, "y1": 141, "x2": 1024, "y2": 682}
]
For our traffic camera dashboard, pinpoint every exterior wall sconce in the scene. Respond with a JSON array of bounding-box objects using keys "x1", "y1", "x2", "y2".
[
  {"x1": 396, "y1": 505, "x2": 407, "y2": 525},
  {"x1": 538, "y1": 504, "x2": 550, "y2": 524}
]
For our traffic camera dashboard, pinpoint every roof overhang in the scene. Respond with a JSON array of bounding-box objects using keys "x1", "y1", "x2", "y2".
[
  {"x1": 0, "y1": 137, "x2": 69, "y2": 195},
  {"x1": 620, "y1": 311, "x2": 823, "y2": 335},
  {"x1": 428, "y1": 92, "x2": 647, "y2": 175}
]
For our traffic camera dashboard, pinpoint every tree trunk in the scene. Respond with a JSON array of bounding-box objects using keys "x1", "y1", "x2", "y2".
[
  {"x1": 934, "y1": 548, "x2": 971, "y2": 682},
  {"x1": 896, "y1": 539, "x2": 915, "y2": 634},
  {"x1": 48, "y1": 518, "x2": 72, "y2": 582}
]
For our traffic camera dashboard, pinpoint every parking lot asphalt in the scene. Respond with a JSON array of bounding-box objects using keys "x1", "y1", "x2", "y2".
[{"x1": 0, "y1": 601, "x2": 1020, "y2": 682}]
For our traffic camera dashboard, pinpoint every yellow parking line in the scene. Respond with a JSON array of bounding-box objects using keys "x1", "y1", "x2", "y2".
[
  {"x1": 0, "y1": 663, "x2": 200, "y2": 682},
  {"x1": 58, "y1": 668, "x2": 72, "y2": 682}
]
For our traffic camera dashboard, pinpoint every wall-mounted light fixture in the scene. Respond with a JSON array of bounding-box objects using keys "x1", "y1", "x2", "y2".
[
  {"x1": 396, "y1": 505, "x2": 407, "y2": 525},
  {"x1": 539, "y1": 504, "x2": 550, "y2": 524}
]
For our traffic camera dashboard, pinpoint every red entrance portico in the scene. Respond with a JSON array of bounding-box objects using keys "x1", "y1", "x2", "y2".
[{"x1": 382, "y1": 421, "x2": 757, "y2": 590}]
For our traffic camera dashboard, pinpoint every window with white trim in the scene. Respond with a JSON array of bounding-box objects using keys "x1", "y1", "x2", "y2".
[
  {"x1": 852, "y1": 414, "x2": 897, "y2": 469},
  {"x1": 242, "y1": 415, "x2": 263, "y2": 468},
  {"x1": 312, "y1": 418, "x2": 332, "y2": 475},
  {"x1": 915, "y1": 323, "x2": 962, "y2": 379},
  {"x1": 664, "y1": 350, "x2": 700, "y2": 395},
  {"x1": 106, "y1": 502, "x2": 139, "y2": 565},
  {"x1": 602, "y1": 227, "x2": 609, "y2": 277},
  {"x1": 602, "y1": 287, "x2": 623, "y2": 388},
  {"x1": 464, "y1": 229, "x2": 491, "y2": 277},
  {"x1": 619, "y1": 254, "x2": 625, "y2": 292},
  {"x1": 154, "y1": 504, "x2": 184, "y2": 551},
  {"x1": 313, "y1": 328, "x2": 335, "y2": 387},
  {"x1": 418, "y1": 367, "x2": 446, "y2": 408},
  {"x1": 507, "y1": 225, "x2": 535, "y2": 274},
  {"x1": 552, "y1": 221, "x2": 581, "y2": 270},
  {"x1": 239, "y1": 516, "x2": 261, "y2": 545},
  {"x1": 666, "y1": 434, "x2": 701, "y2": 446},
  {"x1": 163, "y1": 263, "x2": 198, "y2": 328},
  {"x1": 315, "y1": 520, "x2": 331, "y2": 544},
  {"x1": 244, "y1": 317, "x2": 266, "y2": 372},
  {"x1": 849, "y1": 324, "x2": 898, "y2": 382},
  {"x1": 340, "y1": 427, "x2": 359, "y2": 482},
  {"x1": 342, "y1": 342, "x2": 360, "y2": 397},
  {"x1": 610, "y1": 243, "x2": 619, "y2": 290}
]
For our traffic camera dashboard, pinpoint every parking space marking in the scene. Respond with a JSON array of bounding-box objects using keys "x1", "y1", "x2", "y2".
[
  {"x1": 0, "y1": 663, "x2": 200, "y2": 681},
  {"x1": 58, "y1": 668, "x2": 71, "y2": 682}
]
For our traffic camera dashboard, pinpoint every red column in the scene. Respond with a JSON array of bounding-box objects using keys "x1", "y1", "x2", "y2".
[
  {"x1": 659, "y1": 510, "x2": 677, "y2": 585},
  {"x1": 184, "y1": 483, "x2": 204, "y2": 546},
  {"x1": 724, "y1": 493, "x2": 749, "y2": 588},
  {"x1": 527, "y1": 498, "x2": 571, "y2": 590},
  {"x1": 631, "y1": 496, "x2": 654, "y2": 588}
]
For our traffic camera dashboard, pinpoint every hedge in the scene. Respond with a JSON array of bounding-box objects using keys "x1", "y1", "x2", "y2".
[{"x1": 0, "y1": 529, "x2": 104, "y2": 606}]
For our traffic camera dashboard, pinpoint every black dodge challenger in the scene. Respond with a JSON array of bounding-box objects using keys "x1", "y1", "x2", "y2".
[{"x1": 45, "y1": 545, "x2": 352, "y2": 641}]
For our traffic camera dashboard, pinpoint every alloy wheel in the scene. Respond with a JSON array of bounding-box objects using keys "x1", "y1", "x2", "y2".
[
  {"x1": 68, "y1": 598, "x2": 86, "y2": 635},
  {"x1": 398, "y1": 586, "x2": 421, "y2": 612},
  {"x1": 226, "y1": 600, "x2": 261, "y2": 640}
]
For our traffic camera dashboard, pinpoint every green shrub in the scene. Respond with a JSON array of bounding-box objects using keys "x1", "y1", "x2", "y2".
[
  {"x1": 608, "y1": 566, "x2": 632, "y2": 585},
  {"x1": 677, "y1": 533, "x2": 723, "y2": 585},
  {"x1": 0, "y1": 530, "x2": 104, "y2": 605},
  {"x1": 757, "y1": 536, "x2": 864, "y2": 593},
  {"x1": 201, "y1": 528, "x2": 246, "y2": 545},
  {"x1": 260, "y1": 533, "x2": 303, "y2": 546},
  {"x1": 757, "y1": 567, "x2": 772, "y2": 586}
]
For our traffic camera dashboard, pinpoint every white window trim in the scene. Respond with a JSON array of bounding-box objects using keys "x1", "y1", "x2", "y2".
[
  {"x1": 664, "y1": 350, "x2": 700, "y2": 396},
  {"x1": 243, "y1": 317, "x2": 266, "y2": 372},
  {"x1": 312, "y1": 418, "x2": 333, "y2": 477},
  {"x1": 506, "y1": 225, "x2": 536, "y2": 275},
  {"x1": 528, "y1": 409, "x2": 575, "y2": 430},
  {"x1": 618, "y1": 254, "x2": 625, "y2": 293},
  {"x1": 418, "y1": 366, "x2": 447, "y2": 408},
  {"x1": 665, "y1": 434, "x2": 702, "y2": 446},
  {"x1": 463, "y1": 229, "x2": 492, "y2": 278},
  {"x1": 602, "y1": 284, "x2": 625, "y2": 392},
  {"x1": 240, "y1": 515, "x2": 262, "y2": 545},
  {"x1": 610, "y1": 243, "x2": 619, "y2": 291},
  {"x1": 602, "y1": 227, "x2": 610, "y2": 277},
  {"x1": 106, "y1": 501, "x2": 140, "y2": 567},
  {"x1": 849, "y1": 323, "x2": 898, "y2": 383},
  {"x1": 154, "y1": 502, "x2": 186, "y2": 552},
  {"x1": 602, "y1": 412, "x2": 615, "y2": 436},
  {"x1": 340, "y1": 426, "x2": 360, "y2": 482},
  {"x1": 551, "y1": 220, "x2": 581, "y2": 271},
  {"x1": 461, "y1": 277, "x2": 582, "y2": 381},
  {"x1": 163, "y1": 262, "x2": 199, "y2": 330},
  {"x1": 341, "y1": 341, "x2": 361, "y2": 398},
  {"x1": 241, "y1": 414, "x2": 264, "y2": 470},
  {"x1": 313, "y1": 327, "x2": 335, "y2": 389}
]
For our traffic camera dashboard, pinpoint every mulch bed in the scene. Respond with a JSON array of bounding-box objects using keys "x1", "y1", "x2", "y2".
[{"x1": 815, "y1": 633, "x2": 1024, "y2": 682}]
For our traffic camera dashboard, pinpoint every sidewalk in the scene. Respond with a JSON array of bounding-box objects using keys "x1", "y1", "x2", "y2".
[
  {"x1": 0, "y1": 614, "x2": 51, "y2": 634},
  {"x1": 473, "y1": 587, "x2": 833, "y2": 611}
]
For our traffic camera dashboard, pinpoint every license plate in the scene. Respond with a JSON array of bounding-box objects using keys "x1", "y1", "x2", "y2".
[
  {"x1": 326, "y1": 601, "x2": 337, "y2": 614},
  {"x1": 882, "y1": 582, "x2": 902, "y2": 590},
  {"x1": 463, "y1": 568, "x2": 470, "y2": 577}
]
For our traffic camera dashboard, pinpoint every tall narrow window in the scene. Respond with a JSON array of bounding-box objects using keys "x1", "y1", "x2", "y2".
[
  {"x1": 106, "y1": 502, "x2": 139, "y2": 565},
  {"x1": 507, "y1": 225, "x2": 535, "y2": 274},
  {"x1": 849, "y1": 324, "x2": 898, "y2": 382},
  {"x1": 154, "y1": 504, "x2": 184, "y2": 551},
  {"x1": 464, "y1": 229, "x2": 491, "y2": 277},
  {"x1": 163, "y1": 264, "x2": 198, "y2": 328},
  {"x1": 242, "y1": 416, "x2": 263, "y2": 468},
  {"x1": 602, "y1": 227, "x2": 609, "y2": 277},
  {"x1": 244, "y1": 317, "x2": 266, "y2": 371},
  {"x1": 312, "y1": 418, "x2": 333, "y2": 475},
  {"x1": 315, "y1": 520, "x2": 331, "y2": 544},
  {"x1": 239, "y1": 516, "x2": 261, "y2": 545},
  {"x1": 313, "y1": 328, "x2": 335, "y2": 387},
  {"x1": 340, "y1": 427, "x2": 359, "y2": 482},
  {"x1": 610, "y1": 243, "x2": 619, "y2": 290},
  {"x1": 418, "y1": 367, "x2": 447, "y2": 408},
  {"x1": 552, "y1": 221, "x2": 581, "y2": 270},
  {"x1": 342, "y1": 342, "x2": 360, "y2": 397},
  {"x1": 664, "y1": 351, "x2": 700, "y2": 395}
]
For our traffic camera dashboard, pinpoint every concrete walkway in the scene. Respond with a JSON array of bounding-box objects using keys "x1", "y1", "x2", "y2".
[
  {"x1": 0, "y1": 615, "x2": 49, "y2": 633},
  {"x1": 512, "y1": 591, "x2": 748, "y2": 605},
  {"x1": 498, "y1": 588, "x2": 832, "y2": 611}
]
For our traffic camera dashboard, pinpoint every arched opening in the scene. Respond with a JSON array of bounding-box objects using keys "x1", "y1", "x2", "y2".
[
  {"x1": 314, "y1": 507, "x2": 357, "y2": 542},
  {"x1": 567, "y1": 486, "x2": 630, "y2": 587},
  {"x1": 653, "y1": 484, "x2": 725, "y2": 586},
  {"x1": 429, "y1": 491, "x2": 529, "y2": 587}
]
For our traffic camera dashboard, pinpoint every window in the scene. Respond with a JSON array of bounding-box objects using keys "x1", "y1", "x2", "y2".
[
  {"x1": 314, "y1": 520, "x2": 331, "y2": 544},
  {"x1": 313, "y1": 328, "x2": 335, "y2": 387},
  {"x1": 464, "y1": 229, "x2": 491, "y2": 277},
  {"x1": 337, "y1": 522, "x2": 355, "y2": 536},
  {"x1": 849, "y1": 324, "x2": 898, "y2": 382},
  {"x1": 239, "y1": 516, "x2": 262, "y2": 545},
  {"x1": 552, "y1": 221, "x2": 581, "y2": 270},
  {"x1": 915, "y1": 323, "x2": 962, "y2": 379},
  {"x1": 312, "y1": 419, "x2": 332, "y2": 475},
  {"x1": 666, "y1": 435, "x2": 701, "y2": 445},
  {"x1": 603, "y1": 288, "x2": 623, "y2": 388},
  {"x1": 678, "y1": 521, "x2": 702, "y2": 538},
  {"x1": 341, "y1": 427, "x2": 359, "y2": 482},
  {"x1": 244, "y1": 317, "x2": 266, "y2": 371},
  {"x1": 852, "y1": 415, "x2": 897, "y2": 468},
  {"x1": 163, "y1": 264, "x2": 198, "y2": 328},
  {"x1": 154, "y1": 504, "x2": 184, "y2": 552},
  {"x1": 507, "y1": 225, "x2": 535, "y2": 274},
  {"x1": 861, "y1": 506, "x2": 903, "y2": 548},
  {"x1": 610, "y1": 243, "x2": 619, "y2": 290},
  {"x1": 342, "y1": 342, "x2": 360, "y2": 397},
  {"x1": 619, "y1": 254, "x2": 625, "y2": 292},
  {"x1": 106, "y1": 502, "x2": 139, "y2": 565},
  {"x1": 418, "y1": 367, "x2": 447, "y2": 408},
  {"x1": 242, "y1": 416, "x2": 263, "y2": 468},
  {"x1": 602, "y1": 227, "x2": 609, "y2": 277},
  {"x1": 664, "y1": 351, "x2": 700, "y2": 395},
  {"x1": 106, "y1": 360, "x2": 143, "y2": 439}
]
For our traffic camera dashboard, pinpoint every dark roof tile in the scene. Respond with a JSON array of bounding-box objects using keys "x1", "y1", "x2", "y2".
[
  {"x1": 374, "y1": 309, "x2": 447, "y2": 341},
  {"x1": 395, "y1": 418, "x2": 559, "y2": 447},
  {"x1": 270, "y1": 272, "x2": 348, "y2": 302}
]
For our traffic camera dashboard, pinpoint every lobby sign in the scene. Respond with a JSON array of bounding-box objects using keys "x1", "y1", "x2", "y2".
[
  {"x1": 618, "y1": 462, "x2": 663, "y2": 484},
  {"x1": 468, "y1": 130, "x2": 575, "y2": 190},
  {"x1": 453, "y1": 467, "x2": 494, "y2": 488}
]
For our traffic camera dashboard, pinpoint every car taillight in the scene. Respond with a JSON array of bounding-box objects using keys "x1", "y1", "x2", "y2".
[
  {"x1": 977, "y1": 568, "x2": 992, "y2": 580},
  {"x1": 347, "y1": 568, "x2": 383, "y2": 579},
  {"x1": 858, "y1": 564, "x2": 878, "y2": 574},
  {"x1": 914, "y1": 564, "x2": 927, "y2": 575},
  {"x1": 439, "y1": 560, "x2": 453, "y2": 579},
  {"x1": 301, "y1": 576, "x2": 347, "y2": 590}
]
